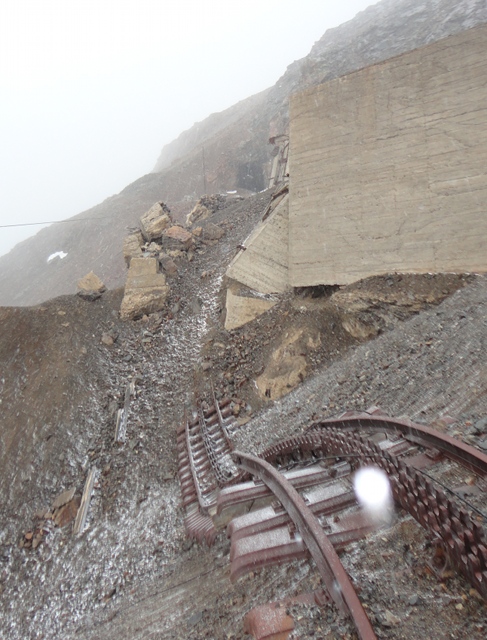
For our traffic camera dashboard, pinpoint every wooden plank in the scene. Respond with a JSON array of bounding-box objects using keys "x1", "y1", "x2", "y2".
[{"x1": 73, "y1": 467, "x2": 97, "y2": 535}]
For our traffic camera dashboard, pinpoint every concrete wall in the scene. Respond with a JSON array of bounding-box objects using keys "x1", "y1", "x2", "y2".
[
  {"x1": 289, "y1": 24, "x2": 487, "y2": 286},
  {"x1": 226, "y1": 193, "x2": 290, "y2": 294}
]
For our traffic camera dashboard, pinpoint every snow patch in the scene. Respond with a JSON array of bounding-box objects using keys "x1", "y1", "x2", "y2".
[{"x1": 47, "y1": 251, "x2": 68, "y2": 263}]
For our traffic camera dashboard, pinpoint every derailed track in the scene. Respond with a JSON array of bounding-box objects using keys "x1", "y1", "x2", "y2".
[
  {"x1": 307, "y1": 410, "x2": 487, "y2": 600},
  {"x1": 234, "y1": 450, "x2": 378, "y2": 640},
  {"x1": 178, "y1": 404, "x2": 487, "y2": 637}
]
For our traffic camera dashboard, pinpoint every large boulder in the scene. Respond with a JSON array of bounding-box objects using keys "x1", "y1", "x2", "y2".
[
  {"x1": 120, "y1": 258, "x2": 169, "y2": 320},
  {"x1": 139, "y1": 202, "x2": 172, "y2": 242},
  {"x1": 161, "y1": 226, "x2": 195, "y2": 251}
]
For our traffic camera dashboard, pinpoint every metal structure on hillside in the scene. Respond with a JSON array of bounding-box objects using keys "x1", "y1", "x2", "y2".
[{"x1": 177, "y1": 402, "x2": 487, "y2": 638}]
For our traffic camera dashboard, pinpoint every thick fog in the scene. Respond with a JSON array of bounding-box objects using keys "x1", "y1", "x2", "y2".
[{"x1": 0, "y1": 0, "x2": 375, "y2": 257}]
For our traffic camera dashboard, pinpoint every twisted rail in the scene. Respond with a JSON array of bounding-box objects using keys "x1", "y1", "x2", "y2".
[{"x1": 233, "y1": 450, "x2": 377, "y2": 640}]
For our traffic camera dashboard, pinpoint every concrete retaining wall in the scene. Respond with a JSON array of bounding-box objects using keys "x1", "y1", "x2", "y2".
[{"x1": 289, "y1": 24, "x2": 487, "y2": 286}]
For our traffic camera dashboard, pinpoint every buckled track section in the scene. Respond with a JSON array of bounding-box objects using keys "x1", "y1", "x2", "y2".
[
  {"x1": 233, "y1": 451, "x2": 378, "y2": 640},
  {"x1": 307, "y1": 412, "x2": 487, "y2": 601},
  {"x1": 177, "y1": 407, "x2": 487, "y2": 637},
  {"x1": 177, "y1": 393, "x2": 242, "y2": 545}
]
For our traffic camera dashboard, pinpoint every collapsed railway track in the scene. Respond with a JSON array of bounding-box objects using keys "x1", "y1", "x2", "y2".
[{"x1": 177, "y1": 402, "x2": 487, "y2": 638}]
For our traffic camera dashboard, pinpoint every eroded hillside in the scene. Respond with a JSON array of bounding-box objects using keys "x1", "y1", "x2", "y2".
[
  {"x1": 0, "y1": 192, "x2": 485, "y2": 638},
  {"x1": 0, "y1": 0, "x2": 485, "y2": 307}
]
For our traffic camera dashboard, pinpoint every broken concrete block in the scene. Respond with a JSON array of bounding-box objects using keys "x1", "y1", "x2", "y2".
[
  {"x1": 139, "y1": 202, "x2": 172, "y2": 242},
  {"x1": 224, "y1": 288, "x2": 277, "y2": 331},
  {"x1": 123, "y1": 231, "x2": 144, "y2": 266},
  {"x1": 120, "y1": 257, "x2": 170, "y2": 320}
]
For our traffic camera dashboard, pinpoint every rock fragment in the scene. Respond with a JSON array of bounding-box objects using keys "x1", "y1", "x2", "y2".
[
  {"x1": 202, "y1": 222, "x2": 224, "y2": 241},
  {"x1": 77, "y1": 271, "x2": 106, "y2": 300},
  {"x1": 162, "y1": 226, "x2": 194, "y2": 251},
  {"x1": 139, "y1": 202, "x2": 172, "y2": 242}
]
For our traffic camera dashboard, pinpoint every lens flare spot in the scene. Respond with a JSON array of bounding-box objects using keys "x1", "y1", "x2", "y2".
[{"x1": 353, "y1": 466, "x2": 393, "y2": 523}]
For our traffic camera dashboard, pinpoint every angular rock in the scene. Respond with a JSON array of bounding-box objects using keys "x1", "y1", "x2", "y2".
[
  {"x1": 139, "y1": 202, "x2": 172, "y2": 242},
  {"x1": 159, "y1": 253, "x2": 178, "y2": 276},
  {"x1": 120, "y1": 258, "x2": 170, "y2": 320},
  {"x1": 225, "y1": 288, "x2": 277, "y2": 331},
  {"x1": 51, "y1": 487, "x2": 76, "y2": 510},
  {"x1": 186, "y1": 202, "x2": 210, "y2": 227},
  {"x1": 77, "y1": 271, "x2": 106, "y2": 298},
  {"x1": 186, "y1": 194, "x2": 225, "y2": 227},
  {"x1": 380, "y1": 610, "x2": 401, "y2": 627},
  {"x1": 53, "y1": 497, "x2": 81, "y2": 528},
  {"x1": 202, "y1": 222, "x2": 224, "y2": 241},
  {"x1": 123, "y1": 232, "x2": 144, "y2": 266},
  {"x1": 162, "y1": 226, "x2": 194, "y2": 251}
]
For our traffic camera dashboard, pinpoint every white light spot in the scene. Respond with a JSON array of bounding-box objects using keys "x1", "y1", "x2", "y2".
[
  {"x1": 47, "y1": 251, "x2": 68, "y2": 263},
  {"x1": 353, "y1": 466, "x2": 393, "y2": 524}
]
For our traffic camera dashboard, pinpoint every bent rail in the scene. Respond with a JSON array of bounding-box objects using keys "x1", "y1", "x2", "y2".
[
  {"x1": 307, "y1": 412, "x2": 487, "y2": 476},
  {"x1": 233, "y1": 450, "x2": 377, "y2": 640}
]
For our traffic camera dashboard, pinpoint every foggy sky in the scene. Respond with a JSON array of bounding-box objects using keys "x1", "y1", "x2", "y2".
[{"x1": 0, "y1": 0, "x2": 376, "y2": 258}]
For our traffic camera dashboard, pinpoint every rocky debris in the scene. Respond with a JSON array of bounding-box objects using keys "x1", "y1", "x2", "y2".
[
  {"x1": 20, "y1": 488, "x2": 81, "y2": 550},
  {"x1": 120, "y1": 257, "x2": 170, "y2": 320},
  {"x1": 255, "y1": 327, "x2": 321, "y2": 400},
  {"x1": 77, "y1": 271, "x2": 106, "y2": 301},
  {"x1": 2, "y1": 188, "x2": 485, "y2": 640},
  {"x1": 185, "y1": 194, "x2": 226, "y2": 227},
  {"x1": 158, "y1": 253, "x2": 178, "y2": 277},
  {"x1": 161, "y1": 225, "x2": 194, "y2": 251},
  {"x1": 331, "y1": 273, "x2": 468, "y2": 340},
  {"x1": 123, "y1": 231, "x2": 144, "y2": 266},
  {"x1": 201, "y1": 222, "x2": 225, "y2": 241},
  {"x1": 139, "y1": 201, "x2": 172, "y2": 242}
]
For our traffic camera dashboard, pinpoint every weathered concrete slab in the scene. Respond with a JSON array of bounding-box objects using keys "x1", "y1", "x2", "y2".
[
  {"x1": 120, "y1": 258, "x2": 169, "y2": 320},
  {"x1": 226, "y1": 193, "x2": 290, "y2": 294},
  {"x1": 224, "y1": 287, "x2": 277, "y2": 331},
  {"x1": 289, "y1": 25, "x2": 487, "y2": 286},
  {"x1": 123, "y1": 232, "x2": 144, "y2": 266}
]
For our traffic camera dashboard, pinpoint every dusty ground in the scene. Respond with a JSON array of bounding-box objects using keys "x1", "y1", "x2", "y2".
[{"x1": 0, "y1": 192, "x2": 486, "y2": 639}]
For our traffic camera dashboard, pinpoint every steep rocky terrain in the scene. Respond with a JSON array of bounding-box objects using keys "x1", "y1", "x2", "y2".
[
  {"x1": 0, "y1": 0, "x2": 486, "y2": 307},
  {"x1": 1, "y1": 2, "x2": 486, "y2": 637},
  {"x1": 0, "y1": 192, "x2": 486, "y2": 639}
]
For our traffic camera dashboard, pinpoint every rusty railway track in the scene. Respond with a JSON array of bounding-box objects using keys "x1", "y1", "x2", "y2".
[
  {"x1": 177, "y1": 403, "x2": 487, "y2": 638},
  {"x1": 177, "y1": 391, "x2": 242, "y2": 544}
]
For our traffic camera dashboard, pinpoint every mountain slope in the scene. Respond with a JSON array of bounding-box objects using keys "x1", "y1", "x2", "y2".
[{"x1": 0, "y1": 0, "x2": 485, "y2": 307}]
